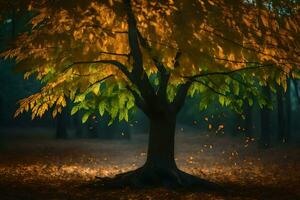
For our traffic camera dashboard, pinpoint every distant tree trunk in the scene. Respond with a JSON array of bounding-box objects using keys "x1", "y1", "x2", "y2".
[
  {"x1": 260, "y1": 87, "x2": 271, "y2": 148},
  {"x1": 277, "y1": 80, "x2": 292, "y2": 143},
  {"x1": 87, "y1": 117, "x2": 99, "y2": 138},
  {"x1": 293, "y1": 79, "x2": 300, "y2": 105},
  {"x1": 285, "y1": 79, "x2": 291, "y2": 143},
  {"x1": 97, "y1": 116, "x2": 111, "y2": 139},
  {"x1": 74, "y1": 113, "x2": 83, "y2": 138},
  {"x1": 56, "y1": 107, "x2": 68, "y2": 139},
  {"x1": 276, "y1": 85, "x2": 285, "y2": 142},
  {"x1": 233, "y1": 114, "x2": 243, "y2": 137},
  {"x1": 244, "y1": 104, "x2": 253, "y2": 137},
  {"x1": 0, "y1": 96, "x2": 2, "y2": 126}
]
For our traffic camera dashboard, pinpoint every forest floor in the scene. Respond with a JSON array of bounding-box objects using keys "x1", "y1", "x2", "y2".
[{"x1": 0, "y1": 127, "x2": 299, "y2": 200}]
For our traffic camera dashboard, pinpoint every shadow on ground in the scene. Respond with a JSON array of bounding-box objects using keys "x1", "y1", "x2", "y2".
[{"x1": 0, "y1": 179, "x2": 299, "y2": 200}]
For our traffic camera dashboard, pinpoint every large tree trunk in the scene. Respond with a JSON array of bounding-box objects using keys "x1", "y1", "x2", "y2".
[
  {"x1": 145, "y1": 115, "x2": 176, "y2": 169},
  {"x1": 95, "y1": 113, "x2": 219, "y2": 190}
]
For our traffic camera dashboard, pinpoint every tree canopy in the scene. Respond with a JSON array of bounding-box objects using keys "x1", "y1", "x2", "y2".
[{"x1": 1, "y1": 0, "x2": 300, "y2": 123}]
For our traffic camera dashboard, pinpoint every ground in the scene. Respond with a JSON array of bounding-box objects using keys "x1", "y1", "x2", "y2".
[{"x1": 0, "y1": 127, "x2": 299, "y2": 200}]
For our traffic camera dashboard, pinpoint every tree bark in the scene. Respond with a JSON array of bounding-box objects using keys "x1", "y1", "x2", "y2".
[{"x1": 145, "y1": 115, "x2": 177, "y2": 169}]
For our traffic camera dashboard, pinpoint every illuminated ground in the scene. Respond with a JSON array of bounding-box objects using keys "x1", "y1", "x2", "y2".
[{"x1": 0, "y1": 128, "x2": 299, "y2": 200}]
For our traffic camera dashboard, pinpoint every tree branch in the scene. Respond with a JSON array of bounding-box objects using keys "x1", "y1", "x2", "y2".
[
  {"x1": 123, "y1": 0, "x2": 156, "y2": 107},
  {"x1": 192, "y1": 79, "x2": 228, "y2": 97},
  {"x1": 199, "y1": 27, "x2": 299, "y2": 64},
  {"x1": 171, "y1": 81, "x2": 192, "y2": 113},
  {"x1": 87, "y1": 74, "x2": 114, "y2": 89},
  {"x1": 124, "y1": 0, "x2": 143, "y2": 77},
  {"x1": 174, "y1": 50, "x2": 182, "y2": 69},
  {"x1": 126, "y1": 86, "x2": 149, "y2": 114},
  {"x1": 98, "y1": 51, "x2": 129, "y2": 57},
  {"x1": 185, "y1": 64, "x2": 273, "y2": 80},
  {"x1": 77, "y1": 24, "x2": 128, "y2": 35},
  {"x1": 137, "y1": 31, "x2": 166, "y2": 73},
  {"x1": 71, "y1": 60, "x2": 131, "y2": 79}
]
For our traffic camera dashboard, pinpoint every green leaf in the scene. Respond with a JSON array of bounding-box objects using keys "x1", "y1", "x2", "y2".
[
  {"x1": 92, "y1": 84, "x2": 100, "y2": 95},
  {"x1": 233, "y1": 82, "x2": 239, "y2": 96},
  {"x1": 108, "y1": 118, "x2": 114, "y2": 126},
  {"x1": 126, "y1": 99, "x2": 135, "y2": 110},
  {"x1": 225, "y1": 97, "x2": 231, "y2": 106},
  {"x1": 118, "y1": 109, "x2": 129, "y2": 122},
  {"x1": 82, "y1": 112, "x2": 90, "y2": 123},
  {"x1": 258, "y1": 97, "x2": 266, "y2": 108},
  {"x1": 248, "y1": 98, "x2": 253, "y2": 106},
  {"x1": 71, "y1": 106, "x2": 79, "y2": 115},
  {"x1": 118, "y1": 92, "x2": 127, "y2": 107},
  {"x1": 219, "y1": 96, "x2": 225, "y2": 106},
  {"x1": 167, "y1": 85, "x2": 177, "y2": 102},
  {"x1": 98, "y1": 101, "x2": 106, "y2": 116},
  {"x1": 74, "y1": 94, "x2": 85, "y2": 103},
  {"x1": 154, "y1": 78, "x2": 159, "y2": 86},
  {"x1": 199, "y1": 102, "x2": 207, "y2": 110},
  {"x1": 70, "y1": 90, "x2": 76, "y2": 100},
  {"x1": 189, "y1": 83, "x2": 197, "y2": 97},
  {"x1": 110, "y1": 105, "x2": 118, "y2": 120},
  {"x1": 124, "y1": 111, "x2": 129, "y2": 122}
]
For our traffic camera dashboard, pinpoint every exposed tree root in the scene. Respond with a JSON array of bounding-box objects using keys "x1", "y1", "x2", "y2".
[{"x1": 93, "y1": 165, "x2": 222, "y2": 191}]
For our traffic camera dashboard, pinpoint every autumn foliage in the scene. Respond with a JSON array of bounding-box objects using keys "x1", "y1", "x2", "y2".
[{"x1": 0, "y1": 0, "x2": 298, "y2": 123}]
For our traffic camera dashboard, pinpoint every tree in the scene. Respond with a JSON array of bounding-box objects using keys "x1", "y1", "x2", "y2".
[
  {"x1": 276, "y1": 84, "x2": 286, "y2": 142},
  {"x1": 1, "y1": 0, "x2": 300, "y2": 188},
  {"x1": 56, "y1": 106, "x2": 68, "y2": 139},
  {"x1": 73, "y1": 112, "x2": 84, "y2": 138},
  {"x1": 276, "y1": 80, "x2": 293, "y2": 143},
  {"x1": 244, "y1": 104, "x2": 253, "y2": 137},
  {"x1": 285, "y1": 79, "x2": 292, "y2": 142},
  {"x1": 260, "y1": 86, "x2": 272, "y2": 148}
]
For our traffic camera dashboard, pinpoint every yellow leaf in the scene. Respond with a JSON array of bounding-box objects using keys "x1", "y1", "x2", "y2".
[
  {"x1": 52, "y1": 109, "x2": 57, "y2": 118},
  {"x1": 89, "y1": 33, "x2": 94, "y2": 41},
  {"x1": 260, "y1": 15, "x2": 268, "y2": 27}
]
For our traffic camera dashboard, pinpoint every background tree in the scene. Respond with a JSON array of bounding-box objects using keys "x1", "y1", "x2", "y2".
[
  {"x1": 1, "y1": 0, "x2": 300, "y2": 188},
  {"x1": 260, "y1": 86, "x2": 272, "y2": 148},
  {"x1": 56, "y1": 106, "x2": 68, "y2": 139}
]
